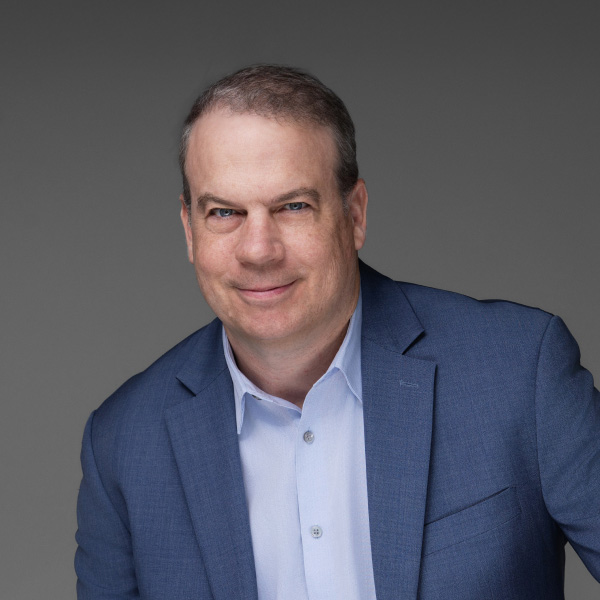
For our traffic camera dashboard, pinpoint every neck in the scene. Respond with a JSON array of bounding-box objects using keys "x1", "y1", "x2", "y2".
[{"x1": 227, "y1": 304, "x2": 356, "y2": 409}]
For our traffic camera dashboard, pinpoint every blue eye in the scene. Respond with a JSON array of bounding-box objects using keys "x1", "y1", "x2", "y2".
[
  {"x1": 213, "y1": 208, "x2": 235, "y2": 218},
  {"x1": 285, "y1": 202, "x2": 306, "y2": 211}
]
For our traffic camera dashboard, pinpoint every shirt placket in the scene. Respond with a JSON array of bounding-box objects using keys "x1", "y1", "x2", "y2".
[{"x1": 295, "y1": 374, "x2": 340, "y2": 600}]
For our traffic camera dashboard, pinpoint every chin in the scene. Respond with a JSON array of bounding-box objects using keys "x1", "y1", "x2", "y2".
[{"x1": 229, "y1": 314, "x2": 307, "y2": 344}]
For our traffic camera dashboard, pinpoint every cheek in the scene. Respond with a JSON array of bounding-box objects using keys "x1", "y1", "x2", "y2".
[
  {"x1": 192, "y1": 232, "x2": 228, "y2": 273},
  {"x1": 191, "y1": 248, "x2": 230, "y2": 302},
  {"x1": 305, "y1": 232, "x2": 354, "y2": 286}
]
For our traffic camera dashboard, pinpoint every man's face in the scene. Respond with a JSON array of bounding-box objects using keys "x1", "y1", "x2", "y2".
[{"x1": 180, "y1": 110, "x2": 367, "y2": 351}]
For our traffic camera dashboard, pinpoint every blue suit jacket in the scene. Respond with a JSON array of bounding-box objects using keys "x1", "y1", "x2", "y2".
[{"x1": 75, "y1": 263, "x2": 600, "y2": 599}]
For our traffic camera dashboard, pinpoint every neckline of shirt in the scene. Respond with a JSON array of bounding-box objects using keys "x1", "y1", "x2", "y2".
[{"x1": 223, "y1": 290, "x2": 363, "y2": 434}]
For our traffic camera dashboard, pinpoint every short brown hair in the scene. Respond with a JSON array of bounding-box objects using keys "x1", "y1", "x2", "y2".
[{"x1": 179, "y1": 64, "x2": 358, "y2": 211}]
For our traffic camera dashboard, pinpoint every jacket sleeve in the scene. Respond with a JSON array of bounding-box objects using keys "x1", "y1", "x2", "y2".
[
  {"x1": 535, "y1": 315, "x2": 600, "y2": 580},
  {"x1": 75, "y1": 411, "x2": 140, "y2": 599}
]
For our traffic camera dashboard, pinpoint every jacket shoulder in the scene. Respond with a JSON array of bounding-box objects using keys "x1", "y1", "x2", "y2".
[
  {"x1": 397, "y1": 280, "x2": 554, "y2": 340},
  {"x1": 92, "y1": 318, "x2": 222, "y2": 429}
]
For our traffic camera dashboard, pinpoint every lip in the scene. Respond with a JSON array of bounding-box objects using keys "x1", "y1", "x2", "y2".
[{"x1": 236, "y1": 281, "x2": 296, "y2": 301}]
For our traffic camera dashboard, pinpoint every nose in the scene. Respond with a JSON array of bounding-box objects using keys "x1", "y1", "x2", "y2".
[{"x1": 234, "y1": 212, "x2": 285, "y2": 266}]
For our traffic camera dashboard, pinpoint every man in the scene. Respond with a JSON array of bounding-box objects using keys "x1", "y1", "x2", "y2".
[{"x1": 75, "y1": 65, "x2": 600, "y2": 599}]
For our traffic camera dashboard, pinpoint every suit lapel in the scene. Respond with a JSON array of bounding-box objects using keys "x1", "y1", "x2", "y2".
[
  {"x1": 360, "y1": 262, "x2": 436, "y2": 599},
  {"x1": 165, "y1": 321, "x2": 258, "y2": 600}
]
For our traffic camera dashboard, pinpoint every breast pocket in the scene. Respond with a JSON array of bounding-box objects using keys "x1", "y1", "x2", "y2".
[{"x1": 423, "y1": 486, "x2": 521, "y2": 556}]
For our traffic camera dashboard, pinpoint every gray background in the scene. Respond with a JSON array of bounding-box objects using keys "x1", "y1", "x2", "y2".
[{"x1": 1, "y1": 0, "x2": 598, "y2": 598}]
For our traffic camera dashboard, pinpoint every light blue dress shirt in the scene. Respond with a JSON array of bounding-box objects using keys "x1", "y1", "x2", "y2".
[{"x1": 223, "y1": 293, "x2": 376, "y2": 600}]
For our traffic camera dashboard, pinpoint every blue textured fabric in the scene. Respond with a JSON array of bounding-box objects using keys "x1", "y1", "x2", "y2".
[{"x1": 75, "y1": 262, "x2": 600, "y2": 599}]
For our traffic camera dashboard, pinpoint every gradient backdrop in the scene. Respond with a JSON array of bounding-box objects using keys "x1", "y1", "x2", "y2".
[{"x1": 1, "y1": 1, "x2": 599, "y2": 598}]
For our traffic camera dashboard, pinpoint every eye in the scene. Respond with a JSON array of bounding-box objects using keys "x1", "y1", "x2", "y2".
[
  {"x1": 283, "y1": 202, "x2": 307, "y2": 211},
  {"x1": 210, "y1": 208, "x2": 237, "y2": 218}
]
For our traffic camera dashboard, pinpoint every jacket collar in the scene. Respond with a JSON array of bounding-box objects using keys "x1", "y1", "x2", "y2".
[
  {"x1": 359, "y1": 260, "x2": 424, "y2": 353},
  {"x1": 167, "y1": 321, "x2": 258, "y2": 600},
  {"x1": 174, "y1": 318, "x2": 228, "y2": 396},
  {"x1": 360, "y1": 261, "x2": 435, "y2": 600}
]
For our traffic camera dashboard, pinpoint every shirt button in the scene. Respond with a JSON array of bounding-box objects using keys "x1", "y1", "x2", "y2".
[
  {"x1": 310, "y1": 525, "x2": 323, "y2": 538},
  {"x1": 303, "y1": 430, "x2": 315, "y2": 444}
]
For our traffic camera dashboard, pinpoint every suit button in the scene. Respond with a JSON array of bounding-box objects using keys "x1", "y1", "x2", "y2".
[
  {"x1": 303, "y1": 430, "x2": 315, "y2": 444},
  {"x1": 310, "y1": 525, "x2": 322, "y2": 538}
]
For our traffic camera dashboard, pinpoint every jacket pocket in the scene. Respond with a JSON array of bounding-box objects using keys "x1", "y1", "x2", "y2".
[{"x1": 423, "y1": 486, "x2": 521, "y2": 556}]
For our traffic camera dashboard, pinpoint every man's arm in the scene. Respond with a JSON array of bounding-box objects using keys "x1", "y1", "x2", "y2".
[
  {"x1": 536, "y1": 315, "x2": 600, "y2": 579},
  {"x1": 75, "y1": 412, "x2": 139, "y2": 599}
]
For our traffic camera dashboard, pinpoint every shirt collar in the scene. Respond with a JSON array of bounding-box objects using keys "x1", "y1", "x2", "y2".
[{"x1": 223, "y1": 290, "x2": 363, "y2": 434}]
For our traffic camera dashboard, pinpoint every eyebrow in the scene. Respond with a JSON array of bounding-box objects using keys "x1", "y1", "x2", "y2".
[{"x1": 195, "y1": 187, "x2": 321, "y2": 212}]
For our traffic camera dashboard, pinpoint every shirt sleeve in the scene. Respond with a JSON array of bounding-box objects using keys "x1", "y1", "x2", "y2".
[
  {"x1": 535, "y1": 315, "x2": 600, "y2": 580},
  {"x1": 75, "y1": 411, "x2": 140, "y2": 599}
]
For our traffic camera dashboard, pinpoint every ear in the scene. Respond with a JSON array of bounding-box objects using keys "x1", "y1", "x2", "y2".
[
  {"x1": 347, "y1": 179, "x2": 368, "y2": 251},
  {"x1": 179, "y1": 195, "x2": 194, "y2": 263}
]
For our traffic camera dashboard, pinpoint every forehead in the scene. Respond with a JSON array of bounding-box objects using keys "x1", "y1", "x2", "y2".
[{"x1": 184, "y1": 110, "x2": 338, "y2": 191}]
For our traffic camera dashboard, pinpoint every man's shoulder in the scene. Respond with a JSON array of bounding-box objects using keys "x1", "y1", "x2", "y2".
[
  {"x1": 393, "y1": 279, "x2": 556, "y2": 361},
  {"x1": 92, "y1": 317, "x2": 223, "y2": 427},
  {"x1": 361, "y1": 262, "x2": 554, "y2": 351},
  {"x1": 362, "y1": 261, "x2": 552, "y2": 328},
  {"x1": 399, "y1": 279, "x2": 552, "y2": 326}
]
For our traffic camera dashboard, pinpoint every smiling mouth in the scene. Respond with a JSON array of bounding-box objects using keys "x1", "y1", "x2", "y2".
[{"x1": 236, "y1": 281, "x2": 296, "y2": 299}]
